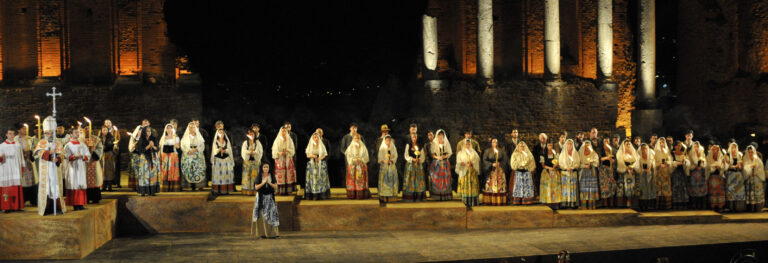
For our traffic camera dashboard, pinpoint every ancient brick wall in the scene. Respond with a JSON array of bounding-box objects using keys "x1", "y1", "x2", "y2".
[
  {"x1": 1, "y1": 0, "x2": 40, "y2": 83},
  {"x1": 67, "y1": 0, "x2": 114, "y2": 84},
  {"x1": 674, "y1": 0, "x2": 768, "y2": 138}
]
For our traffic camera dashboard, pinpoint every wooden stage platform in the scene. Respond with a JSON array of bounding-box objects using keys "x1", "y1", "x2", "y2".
[{"x1": 1, "y1": 187, "x2": 767, "y2": 260}]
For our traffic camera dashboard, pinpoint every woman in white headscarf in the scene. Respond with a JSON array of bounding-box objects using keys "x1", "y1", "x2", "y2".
[
  {"x1": 707, "y1": 144, "x2": 727, "y2": 211},
  {"x1": 635, "y1": 143, "x2": 656, "y2": 210},
  {"x1": 429, "y1": 129, "x2": 453, "y2": 201},
  {"x1": 686, "y1": 141, "x2": 707, "y2": 209},
  {"x1": 305, "y1": 132, "x2": 330, "y2": 200},
  {"x1": 725, "y1": 142, "x2": 746, "y2": 212},
  {"x1": 159, "y1": 124, "x2": 181, "y2": 192},
  {"x1": 272, "y1": 126, "x2": 296, "y2": 195},
  {"x1": 578, "y1": 140, "x2": 599, "y2": 209},
  {"x1": 510, "y1": 141, "x2": 536, "y2": 205},
  {"x1": 241, "y1": 129, "x2": 263, "y2": 196},
  {"x1": 344, "y1": 133, "x2": 369, "y2": 199},
  {"x1": 456, "y1": 138, "x2": 480, "y2": 207},
  {"x1": 616, "y1": 139, "x2": 639, "y2": 208},
  {"x1": 558, "y1": 139, "x2": 580, "y2": 208},
  {"x1": 653, "y1": 139, "x2": 673, "y2": 210},
  {"x1": 180, "y1": 122, "x2": 206, "y2": 191},
  {"x1": 743, "y1": 145, "x2": 765, "y2": 212},
  {"x1": 378, "y1": 135, "x2": 399, "y2": 203}
]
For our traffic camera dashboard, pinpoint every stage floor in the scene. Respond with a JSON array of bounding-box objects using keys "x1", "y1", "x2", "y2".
[{"x1": 37, "y1": 222, "x2": 768, "y2": 262}]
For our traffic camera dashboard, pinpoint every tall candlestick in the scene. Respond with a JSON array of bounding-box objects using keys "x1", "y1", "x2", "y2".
[
  {"x1": 83, "y1": 117, "x2": 92, "y2": 139},
  {"x1": 34, "y1": 115, "x2": 41, "y2": 140},
  {"x1": 23, "y1": 123, "x2": 29, "y2": 138}
]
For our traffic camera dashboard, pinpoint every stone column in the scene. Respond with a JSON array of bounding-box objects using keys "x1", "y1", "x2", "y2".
[
  {"x1": 477, "y1": 0, "x2": 494, "y2": 85},
  {"x1": 597, "y1": 0, "x2": 617, "y2": 91},
  {"x1": 422, "y1": 14, "x2": 438, "y2": 80},
  {"x1": 544, "y1": 0, "x2": 565, "y2": 86},
  {"x1": 632, "y1": 0, "x2": 661, "y2": 137},
  {"x1": 637, "y1": 0, "x2": 656, "y2": 104}
]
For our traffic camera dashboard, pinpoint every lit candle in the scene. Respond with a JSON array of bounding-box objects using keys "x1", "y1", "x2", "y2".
[
  {"x1": 83, "y1": 117, "x2": 92, "y2": 139},
  {"x1": 35, "y1": 115, "x2": 41, "y2": 140},
  {"x1": 494, "y1": 148, "x2": 499, "y2": 163},
  {"x1": 23, "y1": 124, "x2": 29, "y2": 138}
]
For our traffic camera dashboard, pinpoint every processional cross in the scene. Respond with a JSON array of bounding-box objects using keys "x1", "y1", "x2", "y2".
[{"x1": 46, "y1": 87, "x2": 62, "y2": 215}]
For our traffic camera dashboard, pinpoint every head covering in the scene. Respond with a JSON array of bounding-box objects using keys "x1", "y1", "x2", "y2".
[
  {"x1": 344, "y1": 133, "x2": 369, "y2": 164},
  {"x1": 43, "y1": 116, "x2": 57, "y2": 132},
  {"x1": 616, "y1": 139, "x2": 638, "y2": 173},
  {"x1": 558, "y1": 139, "x2": 580, "y2": 170},
  {"x1": 653, "y1": 137, "x2": 672, "y2": 167},
  {"x1": 159, "y1": 124, "x2": 177, "y2": 147},
  {"x1": 271, "y1": 126, "x2": 295, "y2": 158},
  {"x1": 306, "y1": 132, "x2": 328, "y2": 159},
  {"x1": 456, "y1": 138, "x2": 480, "y2": 176},
  {"x1": 181, "y1": 122, "x2": 205, "y2": 153},
  {"x1": 579, "y1": 140, "x2": 598, "y2": 167},
  {"x1": 377, "y1": 135, "x2": 398, "y2": 163},
  {"x1": 510, "y1": 141, "x2": 535, "y2": 171},
  {"x1": 380, "y1": 124, "x2": 390, "y2": 131},
  {"x1": 430, "y1": 129, "x2": 452, "y2": 158},
  {"x1": 743, "y1": 145, "x2": 765, "y2": 180}
]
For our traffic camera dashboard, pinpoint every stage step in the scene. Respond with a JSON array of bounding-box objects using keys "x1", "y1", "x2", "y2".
[
  {"x1": 0, "y1": 199, "x2": 118, "y2": 260},
  {"x1": 637, "y1": 210, "x2": 723, "y2": 225},
  {"x1": 468, "y1": 205, "x2": 554, "y2": 229},
  {"x1": 554, "y1": 209, "x2": 639, "y2": 227}
]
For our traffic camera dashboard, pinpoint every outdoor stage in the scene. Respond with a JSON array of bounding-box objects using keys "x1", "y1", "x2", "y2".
[{"x1": 2, "y1": 187, "x2": 767, "y2": 260}]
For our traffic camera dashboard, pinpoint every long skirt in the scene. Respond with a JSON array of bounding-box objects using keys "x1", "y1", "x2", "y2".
[
  {"x1": 102, "y1": 151, "x2": 117, "y2": 185},
  {"x1": 670, "y1": 167, "x2": 689, "y2": 209},
  {"x1": 241, "y1": 161, "x2": 260, "y2": 196},
  {"x1": 346, "y1": 163, "x2": 370, "y2": 199},
  {"x1": 708, "y1": 174, "x2": 726, "y2": 210},
  {"x1": 726, "y1": 170, "x2": 746, "y2": 211},
  {"x1": 579, "y1": 168, "x2": 599, "y2": 209},
  {"x1": 86, "y1": 160, "x2": 101, "y2": 204},
  {"x1": 745, "y1": 176, "x2": 765, "y2": 206},
  {"x1": 402, "y1": 161, "x2": 427, "y2": 202},
  {"x1": 656, "y1": 168, "x2": 672, "y2": 210},
  {"x1": 512, "y1": 170, "x2": 535, "y2": 205},
  {"x1": 637, "y1": 170, "x2": 656, "y2": 200},
  {"x1": 616, "y1": 171, "x2": 637, "y2": 207},
  {"x1": 457, "y1": 170, "x2": 479, "y2": 207},
  {"x1": 182, "y1": 152, "x2": 207, "y2": 189},
  {"x1": 539, "y1": 169, "x2": 561, "y2": 206},
  {"x1": 212, "y1": 157, "x2": 235, "y2": 194},
  {"x1": 305, "y1": 160, "x2": 331, "y2": 200},
  {"x1": 688, "y1": 168, "x2": 708, "y2": 197},
  {"x1": 598, "y1": 165, "x2": 617, "y2": 200},
  {"x1": 137, "y1": 155, "x2": 160, "y2": 195},
  {"x1": 429, "y1": 160, "x2": 453, "y2": 201},
  {"x1": 378, "y1": 163, "x2": 399, "y2": 202},
  {"x1": 560, "y1": 170, "x2": 579, "y2": 208},
  {"x1": 482, "y1": 168, "x2": 507, "y2": 206},
  {"x1": 129, "y1": 153, "x2": 140, "y2": 190},
  {"x1": 251, "y1": 194, "x2": 280, "y2": 238},
  {"x1": 160, "y1": 152, "x2": 181, "y2": 192},
  {"x1": 274, "y1": 156, "x2": 297, "y2": 195}
]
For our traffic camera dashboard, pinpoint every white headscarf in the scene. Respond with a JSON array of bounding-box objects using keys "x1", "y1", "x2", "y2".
[
  {"x1": 510, "y1": 141, "x2": 535, "y2": 171},
  {"x1": 430, "y1": 129, "x2": 452, "y2": 158},
  {"x1": 159, "y1": 124, "x2": 178, "y2": 147},
  {"x1": 707, "y1": 145, "x2": 725, "y2": 178},
  {"x1": 271, "y1": 127, "x2": 295, "y2": 159},
  {"x1": 653, "y1": 138, "x2": 672, "y2": 170},
  {"x1": 743, "y1": 145, "x2": 765, "y2": 181},
  {"x1": 306, "y1": 132, "x2": 328, "y2": 160},
  {"x1": 616, "y1": 139, "x2": 638, "y2": 173},
  {"x1": 579, "y1": 140, "x2": 599, "y2": 169},
  {"x1": 377, "y1": 135, "x2": 398, "y2": 164},
  {"x1": 241, "y1": 134, "x2": 264, "y2": 162},
  {"x1": 726, "y1": 142, "x2": 742, "y2": 167},
  {"x1": 181, "y1": 122, "x2": 205, "y2": 154},
  {"x1": 344, "y1": 135, "x2": 369, "y2": 164},
  {"x1": 455, "y1": 139, "x2": 480, "y2": 177},
  {"x1": 558, "y1": 139, "x2": 580, "y2": 170}
]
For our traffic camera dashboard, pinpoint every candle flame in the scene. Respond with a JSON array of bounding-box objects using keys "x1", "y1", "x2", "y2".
[
  {"x1": 494, "y1": 148, "x2": 498, "y2": 154},
  {"x1": 246, "y1": 135, "x2": 254, "y2": 140},
  {"x1": 83, "y1": 117, "x2": 91, "y2": 123},
  {"x1": 113, "y1": 126, "x2": 118, "y2": 131},
  {"x1": 415, "y1": 146, "x2": 419, "y2": 151},
  {"x1": 126, "y1": 132, "x2": 132, "y2": 136},
  {"x1": 77, "y1": 121, "x2": 82, "y2": 127},
  {"x1": 23, "y1": 123, "x2": 29, "y2": 128},
  {"x1": 34, "y1": 115, "x2": 40, "y2": 120}
]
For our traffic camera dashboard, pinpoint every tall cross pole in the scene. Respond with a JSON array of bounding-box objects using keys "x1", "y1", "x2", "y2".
[{"x1": 45, "y1": 87, "x2": 62, "y2": 216}]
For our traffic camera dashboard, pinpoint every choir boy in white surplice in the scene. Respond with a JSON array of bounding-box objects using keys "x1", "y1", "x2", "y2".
[
  {"x1": 0, "y1": 129, "x2": 26, "y2": 212},
  {"x1": 63, "y1": 128, "x2": 90, "y2": 211}
]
